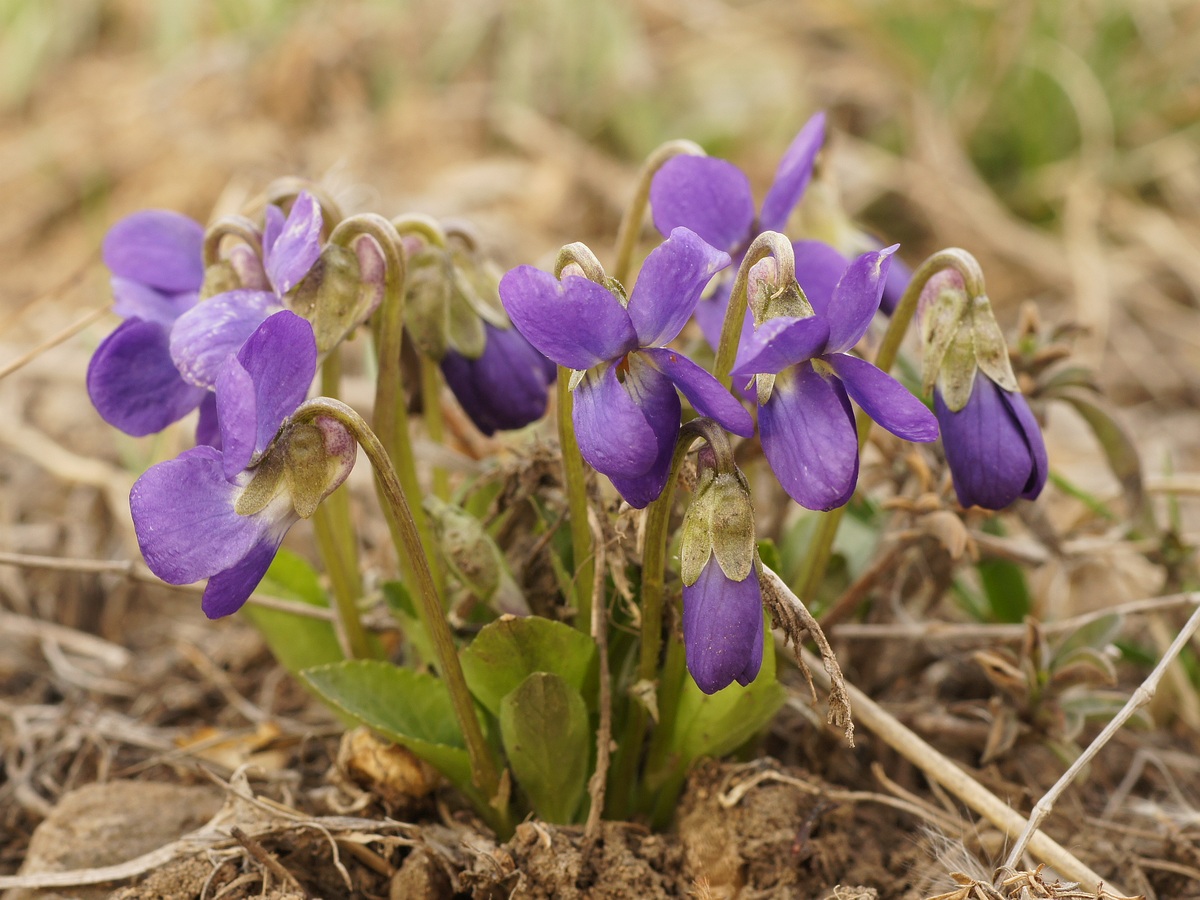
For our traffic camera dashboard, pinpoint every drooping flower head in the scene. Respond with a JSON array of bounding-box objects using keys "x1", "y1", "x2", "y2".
[
  {"x1": 405, "y1": 231, "x2": 556, "y2": 435},
  {"x1": 650, "y1": 113, "x2": 826, "y2": 345},
  {"x1": 88, "y1": 210, "x2": 210, "y2": 436},
  {"x1": 919, "y1": 270, "x2": 1047, "y2": 509},
  {"x1": 679, "y1": 447, "x2": 763, "y2": 693},
  {"x1": 731, "y1": 246, "x2": 939, "y2": 511},
  {"x1": 499, "y1": 228, "x2": 754, "y2": 507},
  {"x1": 130, "y1": 311, "x2": 355, "y2": 618}
]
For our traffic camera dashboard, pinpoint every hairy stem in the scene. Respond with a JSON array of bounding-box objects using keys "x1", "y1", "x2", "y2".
[
  {"x1": 311, "y1": 348, "x2": 371, "y2": 659},
  {"x1": 611, "y1": 139, "x2": 705, "y2": 285},
  {"x1": 331, "y1": 215, "x2": 443, "y2": 595},
  {"x1": 294, "y1": 398, "x2": 506, "y2": 825},
  {"x1": 713, "y1": 231, "x2": 796, "y2": 390}
]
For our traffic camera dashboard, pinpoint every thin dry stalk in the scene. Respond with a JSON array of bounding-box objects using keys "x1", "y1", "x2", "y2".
[
  {"x1": 796, "y1": 638, "x2": 1132, "y2": 896},
  {"x1": 0, "y1": 303, "x2": 109, "y2": 380},
  {"x1": 582, "y1": 506, "x2": 612, "y2": 851},
  {"x1": 1002, "y1": 603, "x2": 1200, "y2": 872}
]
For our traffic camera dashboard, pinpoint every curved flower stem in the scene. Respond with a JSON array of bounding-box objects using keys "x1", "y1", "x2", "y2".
[
  {"x1": 606, "y1": 419, "x2": 726, "y2": 817},
  {"x1": 311, "y1": 348, "x2": 371, "y2": 659},
  {"x1": 391, "y1": 214, "x2": 448, "y2": 248},
  {"x1": 419, "y1": 356, "x2": 450, "y2": 500},
  {"x1": 551, "y1": 243, "x2": 608, "y2": 633},
  {"x1": 202, "y1": 216, "x2": 262, "y2": 267},
  {"x1": 293, "y1": 397, "x2": 506, "y2": 825},
  {"x1": 331, "y1": 215, "x2": 443, "y2": 595},
  {"x1": 611, "y1": 139, "x2": 705, "y2": 285},
  {"x1": 794, "y1": 248, "x2": 986, "y2": 608},
  {"x1": 713, "y1": 231, "x2": 796, "y2": 390}
]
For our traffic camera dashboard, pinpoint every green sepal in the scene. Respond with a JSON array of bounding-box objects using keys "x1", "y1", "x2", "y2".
[
  {"x1": 970, "y1": 294, "x2": 1018, "y2": 392},
  {"x1": 459, "y1": 616, "x2": 598, "y2": 717},
  {"x1": 499, "y1": 672, "x2": 590, "y2": 824}
]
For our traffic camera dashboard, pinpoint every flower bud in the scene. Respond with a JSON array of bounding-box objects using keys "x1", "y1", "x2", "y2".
[
  {"x1": 919, "y1": 269, "x2": 1047, "y2": 509},
  {"x1": 424, "y1": 497, "x2": 530, "y2": 616},
  {"x1": 679, "y1": 450, "x2": 763, "y2": 693}
]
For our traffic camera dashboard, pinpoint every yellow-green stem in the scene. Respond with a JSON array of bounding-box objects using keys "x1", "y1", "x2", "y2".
[
  {"x1": 794, "y1": 248, "x2": 984, "y2": 604},
  {"x1": 310, "y1": 349, "x2": 371, "y2": 659},
  {"x1": 331, "y1": 215, "x2": 444, "y2": 596},
  {"x1": 419, "y1": 355, "x2": 450, "y2": 500},
  {"x1": 558, "y1": 373, "x2": 594, "y2": 632},
  {"x1": 713, "y1": 232, "x2": 796, "y2": 390},
  {"x1": 294, "y1": 398, "x2": 507, "y2": 831},
  {"x1": 611, "y1": 139, "x2": 705, "y2": 285}
]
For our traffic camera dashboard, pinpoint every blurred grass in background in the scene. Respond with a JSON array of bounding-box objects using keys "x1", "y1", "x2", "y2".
[{"x1": 5, "y1": 0, "x2": 1195, "y2": 218}]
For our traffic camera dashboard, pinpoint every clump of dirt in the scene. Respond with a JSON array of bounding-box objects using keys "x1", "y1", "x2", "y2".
[
  {"x1": 676, "y1": 759, "x2": 910, "y2": 899},
  {"x1": 462, "y1": 820, "x2": 685, "y2": 899}
]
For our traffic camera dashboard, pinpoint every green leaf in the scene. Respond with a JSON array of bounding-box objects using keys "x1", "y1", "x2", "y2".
[
  {"x1": 977, "y1": 519, "x2": 1031, "y2": 624},
  {"x1": 460, "y1": 616, "x2": 598, "y2": 717},
  {"x1": 382, "y1": 580, "x2": 438, "y2": 668},
  {"x1": 1054, "y1": 388, "x2": 1147, "y2": 524},
  {"x1": 499, "y1": 673, "x2": 590, "y2": 824},
  {"x1": 241, "y1": 550, "x2": 344, "y2": 675},
  {"x1": 664, "y1": 615, "x2": 786, "y2": 765},
  {"x1": 302, "y1": 661, "x2": 474, "y2": 792}
]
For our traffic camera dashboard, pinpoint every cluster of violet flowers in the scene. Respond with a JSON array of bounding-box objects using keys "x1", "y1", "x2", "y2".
[{"x1": 87, "y1": 113, "x2": 1050, "y2": 830}]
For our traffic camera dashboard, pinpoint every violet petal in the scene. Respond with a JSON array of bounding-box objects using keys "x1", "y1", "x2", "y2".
[
  {"x1": 759, "y1": 363, "x2": 859, "y2": 511},
  {"x1": 641, "y1": 347, "x2": 754, "y2": 438},
  {"x1": 759, "y1": 112, "x2": 825, "y2": 233},
  {"x1": 130, "y1": 447, "x2": 262, "y2": 584},
  {"x1": 87, "y1": 319, "x2": 207, "y2": 436},
  {"x1": 215, "y1": 310, "x2": 317, "y2": 478},
  {"x1": 1008, "y1": 389, "x2": 1048, "y2": 499},
  {"x1": 627, "y1": 228, "x2": 730, "y2": 347},
  {"x1": 169, "y1": 290, "x2": 281, "y2": 388},
  {"x1": 731, "y1": 316, "x2": 831, "y2": 377},
  {"x1": 500, "y1": 266, "x2": 638, "y2": 370},
  {"x1": 264, "y1": 192, "x2": 323, "y2": 295},
  {"x1": 441, "y1": 323, "x2": 555, "y2": 435},
  {"x1": 571, "y1": 360, "x2": 671, "y2": 480},
  {"x1": 792, "y1": 240, "x2": 850, "y2": 318},
  {"x1": 196, "y1": 393, "x2": 221, "y2": 449},
  {"x1": 824, "y1": 246, "x2": 896, "y2": 354},
  {"x1": 649, "y1": 155, "x2": 755, "y2": 252},
  {"x1": 935, "y1": 378, "x2": 1045, "y2": 510},
  {"x1": 828, "y1": 353, "x2": 938, "y2": 442},
  {"x1": 102, "y1": 210, "x2": 205, "y2": 293},
  {"x1": 683, "y1": 557, "x2": 764, "y2": 694},
  {"x1": 201, "y1": 533, "x2": 288, "y2": 619},
  {"x1": 111, "y1": 278, "x2": 197, "y2": 327}
]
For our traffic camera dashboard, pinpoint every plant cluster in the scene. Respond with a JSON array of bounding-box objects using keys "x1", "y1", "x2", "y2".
[{"x1": 89, "y1": 112, "x2": 1059, "y2": 834}]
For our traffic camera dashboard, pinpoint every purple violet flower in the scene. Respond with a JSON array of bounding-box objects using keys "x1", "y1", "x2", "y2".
[
  {"x1": 680, "y1": 453, "x2": 763, "y2": 693},
  {"x1": 650, "y1": 113, "x2": 826, "y2": 345},
  {"x1": 87, "y1": 210, "x2": 210, "y2": 436},
  {"x1": 935, "y1": 374, "x2": 1048, "y2": 510},
  {"x1": 440, "y1": 322, "x2": 558, "y2": 436},
  {"x1": 169, "y1": 192, "x2": 323, "y2": 389},
  {"x1": 732, "y1": 246, "x2": 939, "y2": 511},
  {"x1": 499, "y1": 228, "x2": 754, "y2": 508},
  {"x1": 684, "y1": 557, "x2": 764, "y2": 693},
  {"x1": 130, "y1": 310, "x2": 354, "y2": 618}
]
